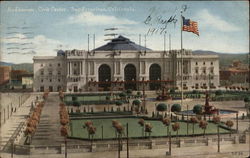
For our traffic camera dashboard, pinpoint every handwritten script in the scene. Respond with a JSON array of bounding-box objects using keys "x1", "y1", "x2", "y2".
[{"x1": 143, "y1": 5, "x2": 187, "y2": 36}]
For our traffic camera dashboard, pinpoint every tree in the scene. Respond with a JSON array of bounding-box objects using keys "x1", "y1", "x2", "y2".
[
  {"x1": 172, "y1": 122, "x2": 180, "y2": 138},
  {"x1": 115, "y1": 101, "x2": 123, "y2": 111},
  {"x1": 162, "y1": 118, "x2": 171, "y2": 135},
  {"x1": 138, "y1": 119, "x2": 145, "y2": 137},
  {"x1": 190, "y1": 117, "x2": 198, "y2": 136},
  {"x1": 212, "y1": 116, "x2": 221, "y2": 124},
  {"x1": 145, "y1": 123, "x2": 153, "y2": 138},
  {"x1": 244, "y1": 97, "x2": 250, "y2": 102},
  {"x1": 87, "y1": 125, "x2": 96, "y2": 152},
  {"x1": 132, "y1": 99, "x2": 141, "y2": 106},
  {"x1": 156, "y1": 103, "x2": 167, "y2": 118},
  {"x1": 136, "y1": 91, "x2": 142, "y2": 98},
  {"x1": 119, "y1": 92, "x2": 127, "y2": 100},
  {"x1": 199, "y1": 120, "x2": 208, "y2": 137},
  {"x1": 193, "y1": 104, "x2": 203, "y2": 115},
  {"x1": 60, "y1": 126, "x2": 68, "y2": 158},
  {"x1": 126, "y1": 89, "x2": 133, "y2": 96},
  {"x1": 112, "y1": 120, "x2": 124, "y2": 158},
  {"x1": 171, "y1": 104, "x2": 181, "y2": 113},
  {"x1": 73, "y1": 101, "x2": 81, "y2": 112},
  {"x1": 132, "y1": 99, "x2": 141, "y2": 115},
  {"x1": 225, "y1": 120, "x2": 234, "y2": 137}
]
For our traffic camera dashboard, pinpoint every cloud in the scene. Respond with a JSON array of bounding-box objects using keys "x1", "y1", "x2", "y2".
[
  {"x1": 67, "y1": 11, "x2": 138, "y2": 26},
  {"x1": 196, "y1": 9, "x2": 240, "y2": 32},
  {"x1": 1, "y1": 34, "x2": 63, "y2": 63}
]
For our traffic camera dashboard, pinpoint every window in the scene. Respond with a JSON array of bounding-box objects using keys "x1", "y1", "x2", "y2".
[
  {"x1": 40, "y1": 70, "x2": 44, "y2": 75},
  {"x1": 49, "y1": 79, "x2": 52, "y2": 82},
  {"x1": 195, "y1": 62, "x2": 198, "y2": 65},
  {"x1": 195, "y1": 68, "x2": 199, "y2": 74},
  {"x1": 58, "y1": 79, "x2": 61, "y2": 82},
  {"x1": 210, "y1": 68, "x2": 214, "y2": 74},
  {"x1": 196, "y1": 76, "x2": 198, "y2": 80},
  {"x1": 58, "y1": 71, "x2": 61, "y2": 75},
  {"x1": 40, "y1": 86, "x2": 44, "y2": 92},
  {"x1": 211, "y1": 62, "x2": 213, "y2": 65},
  {"x1": 203, "y1": 68, "x2": 206, "y2": 74},
  {"x1": 41, "y1": 79, "x2": 43, "y2": 83},
  {"x1": 203, "y1": 62, "x2": 205, "y2": 65},
  {"x1": 49, "y1": 63, "x2": 52, "y2": 67},
  {"x1": 58, "y1": 63, "x2": 61, "y2": 67},
  {"x1": 74, "y1": 63, "x2": 77, "y2": 67},
  {"x1": 41, "y1": 64, "x2": 43, "y2": 67},
  {"x1": 49, "y1": 71, "x2": 52, "y2": 75},
  {"x1": 74, "y1": 70, "x2": 77, "y2": 75}
]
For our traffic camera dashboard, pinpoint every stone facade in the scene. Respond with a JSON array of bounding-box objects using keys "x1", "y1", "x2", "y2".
[{"x1": 33, "y1": 49, "x2": 219, "y2": 92}]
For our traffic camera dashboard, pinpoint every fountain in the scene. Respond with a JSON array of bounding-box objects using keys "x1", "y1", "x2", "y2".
[
  {"x1": 204, "y1": 92, "x2": 219, "y2": 115},
  {"x1": 156, "y1": 85, "x2": 172, "y2": 101}
]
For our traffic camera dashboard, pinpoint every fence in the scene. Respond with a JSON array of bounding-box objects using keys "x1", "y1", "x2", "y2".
[{"x1": 11, "y1": 132, "x2": 249, "y2": 155}]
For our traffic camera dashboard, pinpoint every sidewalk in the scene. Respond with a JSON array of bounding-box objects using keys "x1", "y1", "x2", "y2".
[
  {"x1": 0, "y1": 93, "x2": 38, "y2": 150},
  {"x1": 0, "y1": 144, "x2": 249, "y2": 158}
]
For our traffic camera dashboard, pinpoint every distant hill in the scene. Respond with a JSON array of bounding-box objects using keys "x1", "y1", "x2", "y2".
[
  {"x1": 0, "y1": 61, "x2": 13, "y2": 66},
  {"x1": 11, "y1": 63, "x2": 33, "y2": 73},
  {"x1": 193, "y1": 50, "x2": 249, "y2": 68}
]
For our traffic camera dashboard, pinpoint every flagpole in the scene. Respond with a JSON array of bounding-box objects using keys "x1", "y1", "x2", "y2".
[{"x1": 180, "y1": 11, "x2": 184, "y2": 111}]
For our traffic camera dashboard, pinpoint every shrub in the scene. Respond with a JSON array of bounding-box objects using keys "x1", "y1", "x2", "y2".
[
  {"x1": 215, "y1": 90, "x2": 223, "y2": 96},
  {"x1": 171, "y1": 104, "x2": 181, "y2": 112},
  {"x1": 156, "y1": 103, "x2": 167, "y2": 112},
  {"x1": 193, "y1": 104, "x2": 203, "y2": 114}
]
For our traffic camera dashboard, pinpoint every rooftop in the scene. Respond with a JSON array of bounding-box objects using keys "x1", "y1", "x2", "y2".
[{"x1": 93, "y1": 35, "x2": 152, "y2": 51}]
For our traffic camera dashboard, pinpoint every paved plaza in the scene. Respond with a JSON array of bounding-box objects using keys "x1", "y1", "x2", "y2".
[{"x1": 0, "y1": 92, "x2": 249, "y2": 158}]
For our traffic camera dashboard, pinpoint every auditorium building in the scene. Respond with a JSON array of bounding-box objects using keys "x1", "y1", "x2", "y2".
[{"x1": 33, "y1": 35, "x2": 220, "y2": 92}]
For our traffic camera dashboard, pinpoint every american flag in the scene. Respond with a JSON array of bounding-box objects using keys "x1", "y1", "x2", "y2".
[{"x1": 182, "y1": 16, "x2": 199, "y2": 36}]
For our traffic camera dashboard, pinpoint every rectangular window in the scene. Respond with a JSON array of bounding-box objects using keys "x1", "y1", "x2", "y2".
[
  {"x1": 49, "y1": 79, "x2": 52, "y2": 82},
  {"x1": 210, "y1": 68, "x2": 214, "y2": 74},
  {"x1": 41, "y1": 79, "x2": 43, "y2": 83},
  {"x1": 58, "y1": 79, "x2": 61, "y2": 82},
  {"x1": 211, "y1": 62, "x2": 213, "y2": 65},
  {"x1": 49, "y1": 71, "x2": 52, "y2": 75},
  {"x1": 40, "y1": 86, "x2": 44, "y2": 92},
  {"x1": 58, "y1": 63, "x2": 61, "y2": 67},
  {"x1": 58, "y1": 71, "x2": 61, "y2": 75},
  {"x1": 49, "y1": 64, "x2": 52, "y2": 67},
  {"x1": 40, "y1": 70, "x2": 44, "y2": 75},
  {"x1": 203, "y1": 62, "x2": 205, "y2": 65},
  {"x1": 41, "y1": 64, "x2": 43, "y2": 67},
  {"x1": 195, "y1": 62, "x2": 198, "y2": 65},
  {"x1": 195, "y1": 68, "x2": 199, "y2": 74}
]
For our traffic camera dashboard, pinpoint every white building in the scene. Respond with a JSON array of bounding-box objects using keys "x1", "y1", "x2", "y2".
[{"x1": 33, "y1": 36, "x2": 219, "y2": 92}]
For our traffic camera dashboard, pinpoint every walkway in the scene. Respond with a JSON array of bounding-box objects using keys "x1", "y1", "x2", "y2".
[
  {"x1": 0, "y1": 93, "x2": 36, "y2": 150},
  {"x1": 0, "y1": 144, "x2": 249, "y2": 158},
  {"x1": 31, "y1": 93, "x2": 64, "y2": 146}
]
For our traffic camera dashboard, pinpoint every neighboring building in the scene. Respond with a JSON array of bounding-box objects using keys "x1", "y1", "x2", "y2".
[
  {"x1": 10, "y1": 70, "x2": 33, "y2": 89},
  {"x1": 22, "y1": 74, "x2": 33, "y2": 89},
  {"x1": 33, "y1": 35, "x2": 220, "y2": 92},
  {"x1": 220, "y1": 60, "x2": 249, "y2": 86},
  {"x1": 0, "y1": 66, "x2": 11, "y2": 85}
]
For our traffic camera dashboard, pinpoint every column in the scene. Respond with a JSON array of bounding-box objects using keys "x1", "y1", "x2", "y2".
[
  {"x1": 69, "y1": 61, "x2": 71, "y2": 76},
  {"x1": 80, "y1": 61, "x2": 83, "y2": 75}
]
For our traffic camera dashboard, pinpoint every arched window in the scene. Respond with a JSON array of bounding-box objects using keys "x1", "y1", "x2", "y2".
[
  {"x1": 98, "y1": 64, "x2": 111, "y2": 90},
  {"x1": 124, "y1": 64, "x2": 137, "y2": 90},
  {"x1": 149, "y1": 64, "x2": 161, "y2": 90}
]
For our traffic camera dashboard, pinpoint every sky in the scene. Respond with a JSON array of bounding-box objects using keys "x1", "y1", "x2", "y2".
[{"x1": 0, "y1": 1, "x2": 249, "y2": 63}]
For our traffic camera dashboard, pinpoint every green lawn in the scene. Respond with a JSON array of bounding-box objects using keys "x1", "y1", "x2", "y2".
[{"x1": 69, "y1": 118, "x2": 231, "y2": 140}]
